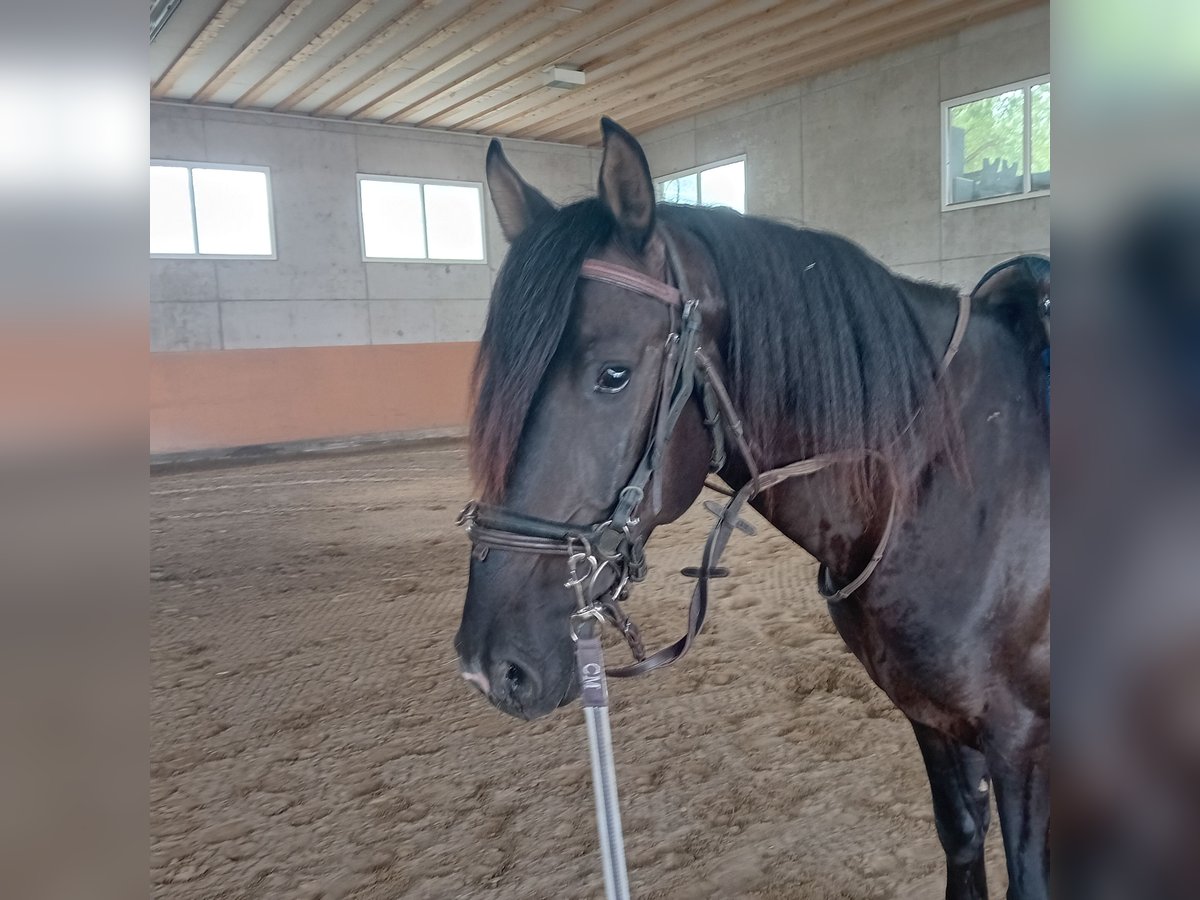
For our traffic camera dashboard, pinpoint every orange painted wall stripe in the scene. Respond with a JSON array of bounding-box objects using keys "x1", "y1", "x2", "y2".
[{"x1": 150, "y1": 342, "x2": 479, "y2": 453}]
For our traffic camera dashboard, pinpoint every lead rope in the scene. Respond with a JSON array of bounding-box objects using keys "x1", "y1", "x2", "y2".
[{"x1": 568, "y1": 555, "x2": 631, "y2": 900}]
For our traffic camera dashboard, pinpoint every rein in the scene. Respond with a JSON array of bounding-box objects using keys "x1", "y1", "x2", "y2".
[{"x1": 458, "y1": 232, "x2": 971, "y2": 676}]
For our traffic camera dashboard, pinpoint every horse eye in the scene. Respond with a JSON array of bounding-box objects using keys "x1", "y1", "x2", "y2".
[{"x1": 594, "y1": 364, "x2": 631, "y2": 394}]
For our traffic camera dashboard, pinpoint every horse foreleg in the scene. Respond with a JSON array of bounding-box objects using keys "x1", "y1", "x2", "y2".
[
  {"x1": 984, "y1": 721, "x2": 1050, "y2": 900},
  {"x1": 911, "y1": 720, "x2": 992, "y2": 900}
]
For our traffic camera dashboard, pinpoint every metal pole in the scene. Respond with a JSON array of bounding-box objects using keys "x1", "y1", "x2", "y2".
[{"x1": 575, "y1": 623, "x2": 631, "y2": 900}]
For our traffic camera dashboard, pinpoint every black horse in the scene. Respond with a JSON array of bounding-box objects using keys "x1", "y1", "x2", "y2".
[{"x1": 455, "y1": 118, "x2": 1049, "y2": 900}]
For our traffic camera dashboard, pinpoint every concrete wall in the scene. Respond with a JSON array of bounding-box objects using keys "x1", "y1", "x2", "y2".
[
  {"x1": 150, "y1": 103, "x2": 598, "y2": 452},
  {"x1": 636, "y1": 5, "x2": 1050, "y2": 291},
  {"x1": 151, "y1": 5, "x2": 1048, "y2": 453},
  {"x1": 150, "y1": 103, "x2": 598, "y2": 352}
]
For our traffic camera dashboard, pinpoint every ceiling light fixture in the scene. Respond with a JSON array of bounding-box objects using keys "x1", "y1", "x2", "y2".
[{"x1": 544, "y1": 66, "x2": 586, "y2": 90}]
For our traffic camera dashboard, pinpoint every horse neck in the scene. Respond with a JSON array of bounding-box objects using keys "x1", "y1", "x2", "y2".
[{"x1": 716, "y1": 280, "x2": 964, "y2": 583}]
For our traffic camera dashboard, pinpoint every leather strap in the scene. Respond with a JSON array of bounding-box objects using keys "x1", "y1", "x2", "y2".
[
  {"x1": 580, "y1": 259, "x2": 682, "y2": 308},
  {"x1": 942, "y1": 292, "x2": 972, "y2": 374},
  {"x1": 470, "y1": 502, "x2": 584, "y2": 543},
  {"x1": 608, "y1": 431, "x2": 897, "y2": 676},
  {"x1": 694, "y1": 348, "x2": 760, "y2": 488}
]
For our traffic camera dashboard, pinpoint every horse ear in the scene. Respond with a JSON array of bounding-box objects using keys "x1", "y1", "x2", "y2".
[
  {"x1": 486, "y1": 139, "x2": 555, "y2": 242},
  {"x1": 598, "y1": 117, "x2": 656, "y2": 251}
]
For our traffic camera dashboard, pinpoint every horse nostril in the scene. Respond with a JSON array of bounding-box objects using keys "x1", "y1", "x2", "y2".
[
  {"x1": 502, "y1": 661, "x2": 525, "y2": 690},
  {"x1": 491, "y1": 657, "x2": 536, "y2": 704}
]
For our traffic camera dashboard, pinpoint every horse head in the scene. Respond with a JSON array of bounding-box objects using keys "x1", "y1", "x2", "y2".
[{"x1": 454, "y1": 120, "x2": 718, "y2": 718}]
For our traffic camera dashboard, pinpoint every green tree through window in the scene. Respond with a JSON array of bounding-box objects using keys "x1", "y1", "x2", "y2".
[
  {"x1": 1031, "y1": 82, "x2": 1051, "y2": 187},
  {"x1": 950, "y1": 88, "x2": 1025, "y2": 175},
  {"x1": 945, "y1": 79, "x2": 1050, "y2": 204}
]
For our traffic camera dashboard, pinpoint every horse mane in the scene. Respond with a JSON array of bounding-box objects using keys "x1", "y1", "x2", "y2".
[
  {"x1": 471, "y1": 199, "x2": 614, "y2": 501},
  {"x1": 471, "y1": 199, "x2": 959, "y2": 504},
  {"x1": 659, "y1": 204, "x2": 961, "y2": 502}
]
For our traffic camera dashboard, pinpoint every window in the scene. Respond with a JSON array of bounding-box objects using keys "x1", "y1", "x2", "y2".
[
  {"x1": 656, "y1": 158, "x2": 746, "y2": 213},
  {"x1": 358, "y1": 175, "x2": 485, "y2": 262},
  {"x1": 942, "y1": 77, "x2": 1050, "y2": 208},
  {"x1": 150, "y1": 161, "x2": 275, "y2": 257}
]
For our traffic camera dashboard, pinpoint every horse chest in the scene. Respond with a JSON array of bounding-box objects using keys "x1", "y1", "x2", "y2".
[{"x1": 826, "y1": 601, "x2": 982, "y2": 742}]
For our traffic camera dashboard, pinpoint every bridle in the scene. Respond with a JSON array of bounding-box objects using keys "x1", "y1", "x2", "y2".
[{"x1": 458, "y1": 230, "x2": 971, "y2": 677}]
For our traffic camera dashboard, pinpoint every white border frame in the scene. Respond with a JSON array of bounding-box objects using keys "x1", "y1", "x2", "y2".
[
  {"x1": 150, "y1": 160, "x2": 278, "y2": 259},
  {"x1": 655, "y1": 154, "x2": 748, "y2": 213},
  {"x1": 356, "y1": 173, "x2": 488, "y2": 265},
  {"x1": 941, "y1": 76, "x2": 1050, "y2": 211}
]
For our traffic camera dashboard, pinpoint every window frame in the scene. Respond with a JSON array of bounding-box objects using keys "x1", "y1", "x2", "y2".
[
  {"x1": 150, "y1": 159, "x2": 277, "y2": 260},
  {"x1": 356, "y1": 173, "x2": 489, "y2": 265},
  {"x1": 654, "y1": 154, "x2": 747, "y2": 212},
  {"x1": 940, "y1": 75, "x2": 1050, "y2": 212}
]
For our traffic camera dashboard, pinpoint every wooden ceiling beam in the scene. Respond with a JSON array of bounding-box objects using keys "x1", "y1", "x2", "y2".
[
  {"x1": 157, "y1": 0, "x2": 1044, "y2": 149},
  {"x1": 555, "y1": 0, "x2": 1033, "y2": 144},
  {"x1": 409, "y1": 0, "x2": 725, "y2": 129},
  {"x1": 451, "y1": 0, "x2": 800, "y2": 133},
  {"x1": 520, "y1": 0, "x2": 940, "y2": 140},
  {"x1": 536, "y1": 0, "x2": 946, "y2": 141},
  {"x1": 507, "y1": 0, "x2": 933, "y2": 141},
  {"x1": 193, "y1": 0, "x2": 317, "y2": 104},
  {"x1": 234, "y1": 0, "x2": 380, "y2": 109},
  {"x1": 387, "y1": 0, "x2": 670, "y2": 127},
  {"x1": 315, "y1": 0, "x2": 526, "y2": 117},
  {"x1": 558, "y1": 12, "x2": 983, "y2": 143},
  {"x1": 609, "y1": 0, "x2": 1039, "y2": 139},
  {"x1": 457, "y1": 0, "x2": 834, "y2": 134},
  {"x1": 273, "y1": 0, "x2": 449, "y2": 112},
  {"x1": 152, "y1": 0, "x2": 250, "y2": 99},
  {"x1": 348, "y1": 0, "x2": 563, "y2": 122}
]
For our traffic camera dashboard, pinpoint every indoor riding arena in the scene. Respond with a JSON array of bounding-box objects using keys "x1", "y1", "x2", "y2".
[
  {"x1": 151, "y1": 2, "x2": 1050, "y2": 898},
  {"x1": 152, "y1": 444, "x2": 1008, "y2": 898}
]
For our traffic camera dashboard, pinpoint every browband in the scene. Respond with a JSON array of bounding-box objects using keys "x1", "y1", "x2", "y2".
[{"x1": 579, "y1": 259, "x2": 682, "y2": 308}]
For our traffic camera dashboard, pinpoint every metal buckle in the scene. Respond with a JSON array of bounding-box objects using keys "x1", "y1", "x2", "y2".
[
  {"x1": 616, "y1": 486, "x2": 643, "y2": 525},
  {"x1": 570, "y1": 604, "x2": 606, "y2": 641},
  {"x1": 566, "y1": 546, "x2": 598, "y2": 588},
  {"x1": 455, "y1": 500, "x2": 478, "y2": 527}
]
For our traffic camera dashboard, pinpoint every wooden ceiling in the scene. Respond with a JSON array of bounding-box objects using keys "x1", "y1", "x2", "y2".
[{"x1": 151, "y1": 0, "x2": 1041, "y2": 145}]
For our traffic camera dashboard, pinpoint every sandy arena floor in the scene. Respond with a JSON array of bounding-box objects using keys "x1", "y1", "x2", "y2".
[{"x1": 151, "y1": 442, "x2": 1006, "y2": 898}]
